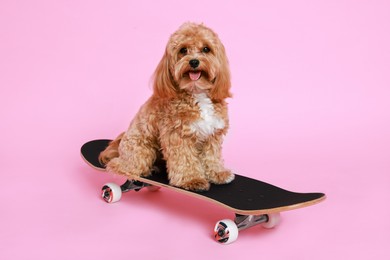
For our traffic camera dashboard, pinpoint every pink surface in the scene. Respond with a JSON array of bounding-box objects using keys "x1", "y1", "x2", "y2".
[{"x1": 1, "y1": 0, "x2": 389, "y2": 259}]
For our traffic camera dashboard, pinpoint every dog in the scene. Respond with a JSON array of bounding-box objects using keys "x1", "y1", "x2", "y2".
[{"x1": 99, "y1": 22, "x2": 234, "y2": 191}]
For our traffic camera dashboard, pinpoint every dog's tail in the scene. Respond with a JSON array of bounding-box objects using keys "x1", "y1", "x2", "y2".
[{"x1": 99, "y1": 132, "x2": 124, "y2": 166}]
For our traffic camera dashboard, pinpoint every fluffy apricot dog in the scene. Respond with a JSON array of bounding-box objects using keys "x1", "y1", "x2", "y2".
[{"x1": 99, "y1": 22, "x2": 234, "y2": 191}]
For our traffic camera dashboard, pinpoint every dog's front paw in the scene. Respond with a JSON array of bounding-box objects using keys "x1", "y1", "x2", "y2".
[
  {"x1": 207, "y1": 170, "x2": 235, "y2": 185},
  {"x1": 106, "y1": 158, "x2": 152, "y2": 179},
  {"x1": 173, "y1": 177, "x2": 210, "y2": 192}
]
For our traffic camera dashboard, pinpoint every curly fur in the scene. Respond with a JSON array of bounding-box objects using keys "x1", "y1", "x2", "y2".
[{"x1": 99, "y1": 23, "x2": 234, "y2": 191}]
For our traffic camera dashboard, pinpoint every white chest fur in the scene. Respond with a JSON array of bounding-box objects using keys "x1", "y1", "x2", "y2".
[{"x1": 191, "y1": 93, "x2": 225, "y2": 138}]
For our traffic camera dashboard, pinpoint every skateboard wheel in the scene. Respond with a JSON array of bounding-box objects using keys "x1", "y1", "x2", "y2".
[
  {"x1": 146, "y1": 185, "x2": 161, "y2": 192},
  {"x1": 101, "y1": 183, "x2": 122, "y2": 203},
  {"x1": 261, "y1": 213, "x2": 281, "y2": 229},
  {"x1": 214, "y1": 219, "x2": 239, "y2": 244}
]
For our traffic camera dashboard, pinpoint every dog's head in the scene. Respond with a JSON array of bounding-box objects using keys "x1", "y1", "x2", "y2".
[{"x1": 153, "y1": 23, "x2": 231, "y2": 101}]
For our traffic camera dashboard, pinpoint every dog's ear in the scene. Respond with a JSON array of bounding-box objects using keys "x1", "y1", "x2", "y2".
[
  {"x1": 210, "y1": 44, "x2": 232, "y2": 101},
  {"x1": 153, "y1": 51, "x2": 177, "y2": 98}
]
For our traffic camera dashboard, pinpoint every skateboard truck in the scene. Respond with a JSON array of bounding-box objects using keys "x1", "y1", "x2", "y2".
[
  {"x1": 235, "y1": 214, "x2": 270, "y2": 230},
  {"x1": 101, "y1": 180, "x2": 161, "y2": 203},
  {"x1": 214, "y1": 213, "x2": 281, "y2": 244},
  {"x1": 120, "y1": 180, "x2": 147, "y2": 192}
]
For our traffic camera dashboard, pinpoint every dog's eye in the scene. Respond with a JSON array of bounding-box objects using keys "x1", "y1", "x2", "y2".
[
  {"x1": 202, "y1": 47, "x2": 211, "y2": 53},
  {"x1": 179, "y1": 48, "x2": 188, "y2": 55}
]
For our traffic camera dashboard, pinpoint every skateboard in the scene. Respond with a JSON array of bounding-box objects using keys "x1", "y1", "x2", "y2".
[{"x1": 81, "y1": 139, "x2": 326, "y2": 244}]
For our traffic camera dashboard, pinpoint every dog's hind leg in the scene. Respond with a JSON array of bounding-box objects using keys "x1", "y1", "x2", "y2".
[
  {"x1": 99, "y1": 132, "x2": 124, "y2": 165},
  {"x1": 106, "y1": 129, "x2": 158, "y2": 179}
]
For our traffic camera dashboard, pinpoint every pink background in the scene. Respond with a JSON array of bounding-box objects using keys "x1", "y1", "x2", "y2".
[{"x1": 1, "y1": 0, "x2": 389, "y2": 259}]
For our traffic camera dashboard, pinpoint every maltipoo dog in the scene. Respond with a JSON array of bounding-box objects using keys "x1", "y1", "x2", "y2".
[{"x1": 99, "y1": 22, "x2": 234, "y2": 191}]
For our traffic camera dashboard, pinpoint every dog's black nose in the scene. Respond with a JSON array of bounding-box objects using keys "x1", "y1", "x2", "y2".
[{"x1": 189, "y1": 59, "x2": 200, "y2": 68}]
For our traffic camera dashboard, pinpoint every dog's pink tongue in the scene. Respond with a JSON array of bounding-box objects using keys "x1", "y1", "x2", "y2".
[{"x1": 189, "y1": 71, "x2": 201, "y2": 81}]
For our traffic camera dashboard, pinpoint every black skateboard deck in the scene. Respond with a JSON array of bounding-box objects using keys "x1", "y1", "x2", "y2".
[{"x1": 81, "y1": 139, "x2": 326, "y2": 244}]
